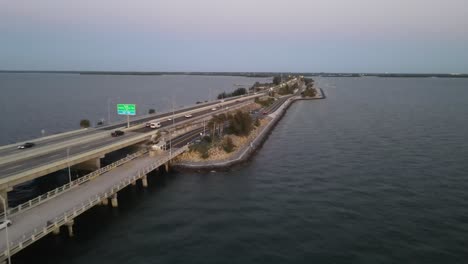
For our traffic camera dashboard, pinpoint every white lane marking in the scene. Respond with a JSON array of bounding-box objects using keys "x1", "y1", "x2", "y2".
[
  {"x1": 80, "y1": 145, "x2": 90, "y2": 148},
  {"x1": 49, "y1": 153, "x2": 61, "y2": 158},
  {"x1": 6, "y1": 164, "x2": 23, "y2": 170}
]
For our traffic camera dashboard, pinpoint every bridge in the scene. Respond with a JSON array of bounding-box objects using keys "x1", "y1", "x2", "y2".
[{"x1": 0, "y1": 78, "x2": 300, "y2": 262}]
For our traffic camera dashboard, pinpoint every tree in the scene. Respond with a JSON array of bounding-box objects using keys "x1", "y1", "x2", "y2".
[
  {"x1": 231, "y1": 88, "x2": 247, "y2": 97},
  {"x1": 254, "y1": 118, "x2": 260, "y2": 127},
  {"x1": 222, "y1": 136, "x2": 235, "y2": 153},
  {"x1": 228, "y1": 111, "x2": 253, "y2": 136},
  {"x1": 80, "y1": 119, "x2": 90, "y2": 128},
  {"x1": 148, "y1": 109, "x2": 156, "y2": 114},
  {"x1": 273, "y1": 76, "x2": 281, "y2": 85},
  {"x1": 217, "y1": 92, "x2": 228, "y2": 99}
]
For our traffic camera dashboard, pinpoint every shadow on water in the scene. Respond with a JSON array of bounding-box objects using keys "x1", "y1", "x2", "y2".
[{"x1": 12, "y1": 167, "x2": 175, "y2": 264}]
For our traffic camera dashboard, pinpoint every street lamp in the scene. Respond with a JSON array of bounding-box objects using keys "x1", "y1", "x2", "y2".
[
  {"x1": 0, "y1": 195, "x2": 11, "y2": 264},
  {"x1": 107, "y1": 97, "x2": 120, "y2": 124},
  {"x1": 67, "y1": 148, "x2": 72, "y2": 183},
  {"x1": 170, "y1": 97, "x2": 175, "y2": 158}
]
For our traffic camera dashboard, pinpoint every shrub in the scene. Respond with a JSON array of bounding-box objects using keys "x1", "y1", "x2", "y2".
[
  {"x1": 254, "y1": 118, "x2": 260, "y2": 127},
  {"x1": 222, "y1": 136, "x2": 235, "y2": 153},
  {"x1": 80, "y1": 119, "x2": 90, "y2": 128}
]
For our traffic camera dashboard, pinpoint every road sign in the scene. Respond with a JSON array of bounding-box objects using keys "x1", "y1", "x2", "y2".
[{"x1": 117, "y1": 104, "x2": 136, "y2": 115}]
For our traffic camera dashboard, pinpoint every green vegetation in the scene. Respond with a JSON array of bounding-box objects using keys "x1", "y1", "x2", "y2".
[
  {"x1": 189, "y1": 136, "x2": 212, "y2": 159},
  {"x1": 227, "y1": 111, "x2": 253, "y2": 136},
  {"x1": 304, "y1": 78, "x2": 314, "y2": 85},
  {"x1": 255, "y1": 97, "x2": 275, "y2": 107},
  {"x1": 302, "y1": 88, "x2": 317, "y2": 97},
  {"x1": 254, "y1": 118, "x2": 261, "y2": 127},
  {"x1": 80, "y1": 119, "x2": 90, "y2": 128},
  {"x1": 148, "y1": 108, "x2": 156, "y2": 114},
  {"x1": 217, "y1": 87, "x2": 247, "y2": 99},
  {"x1": 273, "y1": 76, "x2": 282, "y2": 85},
  {"x1": 278, "y1": 83, "x2": 299, "y2": 95},
  {"x1": 222, "y1": 136, "x2": 235, "y2": 153}
]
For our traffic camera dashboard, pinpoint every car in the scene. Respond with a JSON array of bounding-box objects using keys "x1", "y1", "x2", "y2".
[
  {"x1": 150, "y1": 122, "x2": 161, "y2": 129},
  {"x1": 17, "y1": 142, "x2": 35, "y2": 149},
  {"x1": 184, "y1": 114, "x2": 192, "y2": 118},
  {"x1": 211, "y1": 108, "x2": 217, "y2": 111},
  {"x1": 263, "y1": 111, "x2": 268, "y2": 115},
  {"x1": 167, "y1": 117, "x2": 172, "y2": 121},
  {"x1": 0, "y1": 220, "x2": 12, "y2": 230},
  {"x1": 111, "y1": 130, "x2": 125, "y2": 137}
]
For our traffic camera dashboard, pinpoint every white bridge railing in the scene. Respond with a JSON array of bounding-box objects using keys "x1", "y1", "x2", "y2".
[
  {"x1": 0, "y1": 149, "x2": 149, "y2": 219},
  {"x1": 0, "y1": 146, "x2": 188, "y2": 262}
]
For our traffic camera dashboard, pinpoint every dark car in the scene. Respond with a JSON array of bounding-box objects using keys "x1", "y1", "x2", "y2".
[
  {"x1": 111, "y1": 130, "x2": 125, "y2": 137},
  {"x1": 17, "y1": 142, "x2": 35, "y2": 149}
]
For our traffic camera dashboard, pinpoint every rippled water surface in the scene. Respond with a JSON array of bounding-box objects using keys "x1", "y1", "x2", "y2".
[{"x1": 11, "y1": 77, "x2": 468, "y2": 263}]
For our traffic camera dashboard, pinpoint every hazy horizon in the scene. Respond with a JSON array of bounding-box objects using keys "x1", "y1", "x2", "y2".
[{"x1": 2, "y1": 0, "x2": 468, "y2": 73}]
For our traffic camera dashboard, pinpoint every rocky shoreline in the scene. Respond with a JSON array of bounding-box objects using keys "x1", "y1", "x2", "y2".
[{"x1": 173, "y1": 88, "x2": 325, "y2": 171}]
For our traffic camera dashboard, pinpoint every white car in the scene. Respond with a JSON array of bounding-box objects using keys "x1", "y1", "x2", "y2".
[
  {"x1": 167, "y1": 117, "x2": 172, "y2": 121},
  {"x1": 150, "y1": 122, "x2": 161, "y2": 129},
  {"x1": 211, "y1": 108, "x2": 217, "y2": 111},
  {"x1": 0, "y1": 220, "x2": 12, "y2": 230},
  {"x1": 184, "y1": 114, "x2": 192, "y2": 118}
]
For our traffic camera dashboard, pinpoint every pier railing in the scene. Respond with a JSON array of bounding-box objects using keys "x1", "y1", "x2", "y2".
[
  {"x1": 0, "y1": 146, "x2": 188, "y2": 262},
  {"x1": 0, "y1": 149, "x2": 148, "y2": 219}
]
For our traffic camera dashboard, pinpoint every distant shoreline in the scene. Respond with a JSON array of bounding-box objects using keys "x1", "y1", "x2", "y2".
[{"x1": 0, "y1": 71, "x2": 467, "y2": 78}]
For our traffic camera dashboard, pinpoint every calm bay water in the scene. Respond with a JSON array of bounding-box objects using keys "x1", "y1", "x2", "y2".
[{"x1": 8, "y1": 76, "x2": 468, "y2": 263}]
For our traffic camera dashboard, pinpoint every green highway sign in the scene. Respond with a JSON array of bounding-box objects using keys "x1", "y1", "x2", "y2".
[{"x1": 117, "y1": 104, "x2": 136, "y2": 115}]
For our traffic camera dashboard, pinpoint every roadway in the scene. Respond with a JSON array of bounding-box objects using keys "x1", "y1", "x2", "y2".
[
  {"x1": 0, "y1": 92, "x2": 263, "y2": 160},
  {"x1": 0, "y1": 98, "x2": 258, "y2": 180},
  {"x1": 0, "y1": 132, "x2": 140, "y2": 178}
]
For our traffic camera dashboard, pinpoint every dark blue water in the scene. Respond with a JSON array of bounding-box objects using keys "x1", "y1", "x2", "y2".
[{"x1": 11, "y1": 77, "x2": 468, "y2": 263}]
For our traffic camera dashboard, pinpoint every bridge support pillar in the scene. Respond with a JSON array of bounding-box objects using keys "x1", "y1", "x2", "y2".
[
  {"x1": 0, "y1": 188, "x2": 11, "y2": 213},
  {"x1": 66, "y1": 220, "x2": 75, "y2": 237},
  {"x1": 101, "y1": 197, "x2": 109, "y2": 206},
  {"x1": 53, "y1": 227, "x2": 60, "y2": 235},
  {"x1": 165, "y1": 162, "x2": 170, "y2": 173},
  {"x1": 131, "y1": 181, "x2": 137, "y2": 186},
  {"x1": 75, "y1": 157, "x2": 101, "y2": 171},
  {"x1": 111, "y1": 194, "x2": 118, "y2": 208},
  {"x1": 142, "y1": 175, "x2": 148, "y2": 188}
]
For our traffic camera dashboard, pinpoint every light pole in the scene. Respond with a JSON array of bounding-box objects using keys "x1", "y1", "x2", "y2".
[
  {"x1": 170, "y1": 97, "x2": 175, "y2": 158},
  {"x1": 107, "y1": 98, "x2": 111, "y2": 125},
  {"x1": 0, "y1": 195, "x2": 11, "y2": 264},
  {"x1": 107, "y1": 97, "x2": 120, "y2": 125},
  {"x1": 67, "y1": 148, "x2": 72, "y2": 183}
]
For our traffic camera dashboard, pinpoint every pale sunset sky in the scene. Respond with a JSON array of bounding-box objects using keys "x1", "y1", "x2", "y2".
[{"x1": 1, "y1": 0, "x2": 467, "y2": 73}]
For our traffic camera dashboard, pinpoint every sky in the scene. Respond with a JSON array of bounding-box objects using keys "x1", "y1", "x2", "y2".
[{"x1": 1, "y1": 0, "x2": 468, "y2": 73}]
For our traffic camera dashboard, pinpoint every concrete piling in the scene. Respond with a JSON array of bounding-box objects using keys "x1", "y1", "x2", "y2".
[
  {"x1": 66, "y1": 220, "x2": 74, "y2": 237},
  {"x1": 111, "y1": 194, "x2": 118, "y2": 208},
  {"x1": 142, "y1": 175, "x2": 148, "y2": 188}
]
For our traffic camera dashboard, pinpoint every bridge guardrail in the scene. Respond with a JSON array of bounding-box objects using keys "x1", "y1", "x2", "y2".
[
  {"x1": 0, "y1": 146, "x2": 188, "y2": 261},
  {"x1": 0, "y1": 149, "x2": 148, "y2": 219}
]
